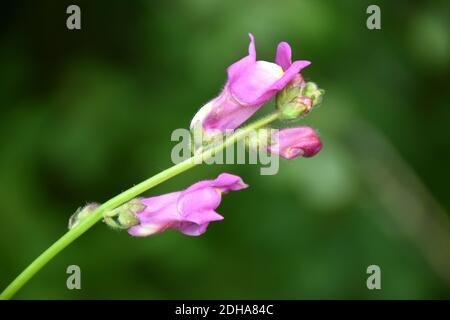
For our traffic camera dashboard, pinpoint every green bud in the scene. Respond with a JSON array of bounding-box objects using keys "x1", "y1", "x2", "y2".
[
  {"x1": 68, "y1": 203, "x2": 99, "y2": 229},
  {"x1": 276, "y1": 74, "x2": 304, "y2": 109},
  {"x1": 278, "y1": 96, "x2": 312, "y2": 120},
  {"x1": 103, "y1": 199, "x2": 143, "y2": 230},
  {"x1": 276, "y1": 77, "x2": 325, "y2": 121},
  {"x1": 302, "y1": 82, "x2": 325, "y2": 107}
]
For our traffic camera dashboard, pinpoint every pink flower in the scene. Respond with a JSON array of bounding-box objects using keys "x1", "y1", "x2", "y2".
[
  {"x1": 268, "y1": 127, "x2": 322, "y2": 159},
  {"x1": 128, "y1": 173, "x2": 248, "y2": 237},
  {"x1": 190, "y1": 33, "x2": 311, "y2": 136}
]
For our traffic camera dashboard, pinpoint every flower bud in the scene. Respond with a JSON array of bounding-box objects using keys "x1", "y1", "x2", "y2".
[
  {"x1": 276, "y1": 74, "x2": 304, "y2": 108},
  {"x1": 279, "y1": 96, "x2": 313, "y2": 120},
  {"x1": 276, "y1": 77, "x2": 324, "y2": 121},
  {"x1": 103, "y1": 199, "x2": 142, "y2": 230},
  {"x1": 268, "y1": 126, "x2": 322, "y2": 159},
  {"x1": 68, "y1": 203, "x2": 99, "y2": 229},
  {"x1": 302, "y1": 82, "x2": 325, "y2": 107}
]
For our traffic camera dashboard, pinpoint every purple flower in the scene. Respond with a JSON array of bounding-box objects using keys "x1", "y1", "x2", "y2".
[
  {"x1": 128, "y1": 173, "x2": 248, "y2": 237},
  {"x1": 190, "y1": 34, "x2": 311, "y2": 136},
  {"x1": 268, "y1": 127, "x2": 322, "y2": 159}
]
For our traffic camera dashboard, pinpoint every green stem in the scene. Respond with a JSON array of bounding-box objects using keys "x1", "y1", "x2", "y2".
[{"x1": 0, "y1": 111, "x2": 280, "y2": 300}]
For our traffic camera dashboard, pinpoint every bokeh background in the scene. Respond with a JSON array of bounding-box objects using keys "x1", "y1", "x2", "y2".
[{"x1": 1, "y1": 0, "x2": 449, "y2": 299}]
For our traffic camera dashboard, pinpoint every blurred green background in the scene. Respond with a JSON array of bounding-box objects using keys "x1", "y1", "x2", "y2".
[{"x1": 1, "y1": 0, "x2": 449, "y2": 299}]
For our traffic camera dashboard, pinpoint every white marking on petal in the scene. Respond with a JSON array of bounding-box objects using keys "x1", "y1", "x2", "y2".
[{"x1": 254, "y1": 61, "x2": 284, "y2": 79}]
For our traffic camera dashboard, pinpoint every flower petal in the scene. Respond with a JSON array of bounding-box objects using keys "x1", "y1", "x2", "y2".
[
  {"x1": 275, "y1": 42, "x2": 292, "y2": 70},
  {"x1": 229, "y1": 61, "x2": 284, "y2": 104},
  {"x1": 249, "y1": 59, "x2": 311, "y2": 106},
  {"x1": 177, "y1": 187, "x2": 222, "y2": 219},
  {"x1": 128, "y1": 224, "x2": 164, "y2": 237},
  {"x1": 183, "y1": 173, "x2": 248, "y2": 194},
  {"x1": 211, "y1": 173, "x2": 249, "y2": 192},
  {"x1": 183, "y1": 209, "x2": 224, "y2": 226},
  {"x1": 195, "y1": 89, "x2": 261, "y2": 135},
  {"x1": 140, "y1": 192, "x2": 180, "y2": 212},
  {"x1": 226, "y1": 33, "x2": 256, "y2": 83},
  {"x1": 176, "y1": 221, "x2": 210, "y2": 236},
  {"x1": 135, "y1": 192, "x2": 181, "y2": 227}
]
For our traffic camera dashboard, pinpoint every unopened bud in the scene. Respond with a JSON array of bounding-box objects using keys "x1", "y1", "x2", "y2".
[
  {"x1": 68, "y1": 203, "x2": 100, "y2": 229},
  {"x1": 302, "y1": 82, "x2": 325, "y2": 107},
  {"x1": 268, "y1": 126, "x2": 322, "y2": 159},
  {"x1": 103, "y1": 199, "x2": 143, "y2": 230},
  {"x1": 276, "y1": 76, "x2": 324, "y2": 121},
  {"x1": 276, "y1": 74, "x2": 304, "y2": 109},
  {"x1": 279, "y1": 96, "x2": 313, "y2": 120}
]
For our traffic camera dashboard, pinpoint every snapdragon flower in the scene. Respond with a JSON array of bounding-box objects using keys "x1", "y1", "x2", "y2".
[
  {"x1": 124, "y1": 173, "x2": 248, "y2": 237},
  {"x1": 190, "y1": 34, "x2": 311, "y2": 137}
]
